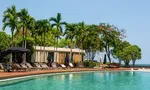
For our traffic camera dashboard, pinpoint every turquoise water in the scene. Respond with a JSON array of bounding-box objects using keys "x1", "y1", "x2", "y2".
[{"x1": 0, "y1": 71, "x2": 150, "y2": 90}]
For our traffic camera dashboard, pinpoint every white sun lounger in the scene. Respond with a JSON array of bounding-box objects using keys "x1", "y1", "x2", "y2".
[{"x1": 69, "y1": 63, "x2": 74, "y2": 68}]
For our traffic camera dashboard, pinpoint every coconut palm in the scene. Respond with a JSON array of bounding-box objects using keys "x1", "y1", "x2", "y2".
[
  {"x1": 50, "y1": 13, "x2": 67, "y2": 62},
  {"x1": 36, "y1": 20, "x2": 44, "y2": 62},
  {"x1": 17, "y1": 8, "x2": 30, "y2": 48},
  {"x1": 85, "y1": 25, "x2": 99, "y2": 60},
  {"x1": 36, "y1": 19, "x2": 50, "y2": 62},
  {"x1": 64, "y1": 23, "x2": 77, "y2": 62},
  {"x1": 18, "y1": 8, "x2": 34, "y2": 63},
  {"x1": 2, "y1": 5, "x2": 18, "y2": 46},
  {"x1": 28, "y1": 16, "x2": 36, "y2": 38},
  {"x1": 76, "y1": 21, "x2": 88, "y2": 61},
  {"x1": 40, "y1": 19, "x2": 50, "y2": 62}
]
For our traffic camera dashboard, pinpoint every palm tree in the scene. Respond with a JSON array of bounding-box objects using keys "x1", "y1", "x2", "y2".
[
  {"x1": 85, "y1": 25, "x2": 99, "y2": 60},
  {"x1": 76, "y1": 21, "x2": 88, "y2": 61},
  {"x1": 28, "y1": 16, "x2": 36, "y2": 38},
  {"x1": 41, "y1": 19, "x2": 50, "y2": 62},
  {"x1": 18, "y1": 8, "x2": 33, "y2": 63},
  {"x1": 64, "y1": 23, "x2": 77, "y2": 62},
  {"x1": 17, "y1": 8, "x2": 30, "y2": 49},
  {"x1": 36, "y1": 19, "x2": 50, "y2": 62},
  {"x1": 2, "y1": 5, "x2": 18, "y2": 47},
  {"x1": 2, "y1": 5, "x2": 18, "y2": 63},
  {"x1": 50, "y1": 13, "x2": 67, "y2": 62}
]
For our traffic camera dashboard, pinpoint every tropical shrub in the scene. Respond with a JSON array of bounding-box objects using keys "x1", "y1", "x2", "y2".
[
  {"x1": 106, "y1": 62, "x2": 110, "y2": 65},
  {"x1": 0, "y1": 31, "x2": 11, "y2": 50},
  {"x1": 17, "y1": 37, "x2": 35, "y2": 63},
  {"x1": 83, "y1": 60, "x2": 97, "y2": 68}
]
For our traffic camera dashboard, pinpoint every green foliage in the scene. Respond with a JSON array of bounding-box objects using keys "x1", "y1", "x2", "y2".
[
  {"x1": 1, "y1": 5, "x2": 142, "y2": 66},
  {"x1": 16, "y1": 36, "x2": 35, "y2": 62},
  {"x1": 0, "y1": 31, "x2": 11, "y2": 50},
  {"x1": 120, "y1": 44, "x2": 142, "y2": 67},
  {"x1": 112, "y1": 40, "x2": 130, "y2": 60},
  {"x1": 58, "y1": 38, "x2": 71, "y2": 48},
  {"x1": 106, "y1": 62, "x2": 110, "y2": 65},
  {"x1": 50, "y1": 13, "x2": 67, "y2": 38},
  {"x1": 45, "y1": 30, "x2": 55, "y2": 46},
  {"x1": 2, "y1": 5, "x2": 18, "y2": 46},
  {"x1": 64, "y1": 23, "x2": 77, "y2": 40},
  {"x1": 98, "y1": 23, "x2": 125, "y2": 63},
  {"x1": 83, "y1": 60, "x2": 97, "y2": 68},
  {"x1": 35, "y1": 19, "x2": 50, "y2": 46}
]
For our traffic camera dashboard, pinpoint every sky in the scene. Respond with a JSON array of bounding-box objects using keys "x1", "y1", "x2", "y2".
[{"x1": 0, "y1": 0, "x2": 150, "y2": 64}]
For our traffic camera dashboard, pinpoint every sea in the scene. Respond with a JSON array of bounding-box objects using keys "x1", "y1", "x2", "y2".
[{"x1": 121, "y1": 64, "x2": 150, "y2": 67}]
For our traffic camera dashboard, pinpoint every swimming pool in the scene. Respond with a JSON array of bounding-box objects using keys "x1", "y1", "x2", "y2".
[{"x1": 0, "y1": 71, "x2": 150, "y2": 90}]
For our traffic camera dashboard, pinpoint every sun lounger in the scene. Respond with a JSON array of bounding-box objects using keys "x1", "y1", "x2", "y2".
[
  {"x1": 20, "y1": 63, "x2": 30, "y2": 71},
  {"x1": 51, "y1": 62, "x2": 57, "y2": 68},
  {"x1": 39, "y1": 63, "x2": 51, "y2": 69},
  {"x1": 12, "y1": 63, "x2": 26, "y2": 71},
  {"x1": 0, "y1": 63, "x2": 7, "y2": 71},
  {"x1": 50, "y1": 62, "x2": 62, "y2": 69},
  {"x1": 34, "y1": 63, "x2": 46, "y2": 69},
  {"x1": 34, "y1": 63, "x2": 43, "y2": 69},
  {"x1": 78, "y1": 64, "x2": 84, "y2": 68},
  {"x1": 69, "y1": 63, "x2": 74, "y2": 68},
  {"x1": 26, "y1": 63, "x2": 37, "y2": 70},
  {"x1": 0, "y1": 63, "x2": 5, "y2": 70},
  {"x1": 20, "y1": 63, "x2": 28, "y2": 68},
  {"x1": 60, "y1": 64, "x2": 67, "y2": 69},
  {"x1": 60, "y1": 64, "x2": 66, "y2": 68}
]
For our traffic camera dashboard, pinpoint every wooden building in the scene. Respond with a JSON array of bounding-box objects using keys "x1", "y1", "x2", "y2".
[{"x1": 31, "y1": 46, "x2": 85, "y2": 64}]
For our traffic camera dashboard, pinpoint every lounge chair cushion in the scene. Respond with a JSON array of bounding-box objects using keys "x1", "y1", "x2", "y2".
[
  {"x1": 61, "y1": 64, "x2": 66, "y2": 68},
  {"x1": 69, "y1": 63, "x2": 74, "y2": 67}
]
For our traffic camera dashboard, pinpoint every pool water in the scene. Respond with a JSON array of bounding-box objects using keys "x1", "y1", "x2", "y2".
[{"x1": 0, "y1": 71, "x2": 150, "y2": 90}]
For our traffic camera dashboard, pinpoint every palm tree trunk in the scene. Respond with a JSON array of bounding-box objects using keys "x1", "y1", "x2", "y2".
[
  {"x1": 80, "y1": 43, "x2": 83, "y2": 62},
  {"x1": 70, "y1": 39, "x2": 73, "y2": 63},
  {"x1": 10, "y1": 30, "x2": 14, "y2": 63},
  {"x1": 78, "y1": 40, "x2": 81, "y2": 62},
  {"x1": 22, "y1": 27, "x2": 25, "y2": 47},
  {"x1": 78, "y1": 48, "x2": 81, "y2": 62},
  {"x1": 44, "y1": 31, "x2": 46, "y2": 62},
  {"x1": 53, "y1": 37, "x2": 56, "y2": 63},
  {"x1": 11, "y1": 30, "x2": 14, "y2": 47},
  {"x1": 40, "y1": 34, "x2": 42, "y2": 62},
  {"x1": 34, "y1": 34, "x2": 37, "y2": 63},
  {"x1": 24, "y1": 28, "x2": 27, "y2": 63},
  {"x1": 22, "y1": 27, "x2": 26, "y2": 63},
  {"x1": 55, "y1": 37, "x2": 58, "y2": 63},
  {"x1": 24, "y1": 28, "x2": 27, "y2": 48}
]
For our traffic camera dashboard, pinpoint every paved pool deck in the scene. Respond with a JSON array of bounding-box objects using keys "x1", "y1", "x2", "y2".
[{"x1": 0, "y1": 68, "x2": 132, "y2": 80}]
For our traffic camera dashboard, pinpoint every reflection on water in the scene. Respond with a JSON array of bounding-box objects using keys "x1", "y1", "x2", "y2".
[
  {"x1": 69, "y1": 74, "x2": 73, "y2": 80},
  {"x1": 60, "y1": 74, "x2": 65, "y2": 80},
  {"x1": 0, "y1": 71, "x2": 150, "y2": 90}
]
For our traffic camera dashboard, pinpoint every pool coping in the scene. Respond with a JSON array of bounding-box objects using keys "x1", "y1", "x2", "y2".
[{"x1": 0, "y1": 68, "x2": 131, "y2": 80}]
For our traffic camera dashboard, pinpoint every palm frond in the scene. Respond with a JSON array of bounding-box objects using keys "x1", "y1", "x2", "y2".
[
  {"x1": 57, "y1": 13, "x2": 62, "y2": 22},
  {"x1": 2, "y1": 23, "x2": 10, "y2": 31},
  {"x1": 49, "y1": 17, "x2": 57, "y2": 22},
  {"x1": 51, "y1": 23, "x2": 57, "y2": 28},
  {"x1": 59, "y1": 26, "x2": 63, "y2": 33},
  {"x1": 60, "y1": 22, "x2": 67, "y2": 25},
  {"x1": 2, "y1": 14, "x2": 9, "y2": 23}
]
